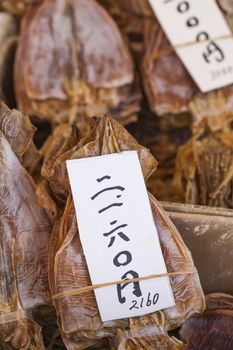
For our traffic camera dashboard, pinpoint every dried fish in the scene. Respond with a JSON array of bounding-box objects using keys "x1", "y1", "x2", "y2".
[
  {"x1": 0, "y1": 102, "x2": 51, "y2": 348},
  {"x1": 15, "y1": 0, "x2": 141, "y2": 125},
  {"x1": 0, "y1": 132, "x2": 50, "y2": 350},
  {"x1": 40, "y1": 115, "x2": 204, "y2": 349},
  {"x1": 0, "y1": 100, "x2": 40, "y2": 174}
]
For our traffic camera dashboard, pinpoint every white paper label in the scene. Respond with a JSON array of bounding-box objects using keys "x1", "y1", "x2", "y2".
[
  {"x1": 148, "y1": 0, "x2": 233, "y2": 92},
  {"x1": 66, "y1": 151, "x2": 175, "y2": 322}
]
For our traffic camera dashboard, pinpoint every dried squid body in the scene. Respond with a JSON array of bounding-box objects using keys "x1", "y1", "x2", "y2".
[
  {"x1": 40, "y1": 115, "x2": 205, "y2": 348},
  {"x1": 0, "y1": 101, "x2": 51, "y2": 349}
]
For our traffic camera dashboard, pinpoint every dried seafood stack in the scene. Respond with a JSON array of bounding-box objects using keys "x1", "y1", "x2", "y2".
[
  {"x1": 180, "y1": 293, "x2": 233, "y2": 349},
  {"x1": 38, "y1": 115, "x2": 205, "y2": 349},
  {"x1": 14, "y1": 0, "x2": 141, "y2": 126},
  {"x1": 0, "y1": 100, "x2": 51, "y2": 349}
]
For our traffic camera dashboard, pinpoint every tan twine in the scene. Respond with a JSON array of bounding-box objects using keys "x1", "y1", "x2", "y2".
[
  {"x1": 52, "y1": 268, "x2": 197, "y2": 300},
  {"x1": 144, "y1": 34, "x2": 233, "y2": 63}
]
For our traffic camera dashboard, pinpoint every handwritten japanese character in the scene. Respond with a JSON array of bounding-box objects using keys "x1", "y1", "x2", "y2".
[
  {"x1": 91, "y1": 176, "x2": 125, "y2": 213},
  {"x1": 91, "y1": 186, "x2": 125, "y2": 200},
  {"x1": 96, "y1": 175, "x2": 111, "y2": 183},
  {"x1": 117, "y1": 270, "x2": 142, "y2": 304},
  {"x1": 98, "y1": 202, "x2": 123, "y2": 214},
  {"x1": 113, "y1": 251, "x2": 132, "y2": 267},
  {"x1": 203, "y1": 41, "x2": 225, "y2": 63},
  {"x1": 103, "y1": 221, "x2": 129, "y2": 247}
]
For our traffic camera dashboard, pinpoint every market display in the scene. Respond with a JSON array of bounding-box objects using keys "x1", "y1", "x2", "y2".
[{"x1": 0, "y1": 0, "x2": 232, "y2": 348}]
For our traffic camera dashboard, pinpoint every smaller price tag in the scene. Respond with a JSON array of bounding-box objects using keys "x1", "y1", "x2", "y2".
[
  {"x1": 67, "y1": 151, "x2": 175, "y2": 322},
  {"x1": 148, "y1": 0, "x2": 233, "y2": 92}
]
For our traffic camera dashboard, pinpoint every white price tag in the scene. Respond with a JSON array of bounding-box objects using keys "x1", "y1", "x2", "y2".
[
  {"x1": 148, "y1": 0, "x2": 233, "y2": 92},
  {"x1": 66, "y1": 151, "x2": 174, "y2": 322}
]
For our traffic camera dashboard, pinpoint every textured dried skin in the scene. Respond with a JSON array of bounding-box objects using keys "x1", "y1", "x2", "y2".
[
  {"x1": 49, "y1": 193, "x2": 204, "y2": 348},
  {"x1": 49, "y1": 199, "x2": 128, "y2": 350},
  {"x1": 174, "y1": 129, "x2": 233, "y2": 208},
  {"x1": 100, "y1": 1, "x2": 196, "y2": 114},
  {"x1": 189, "y1": 87, "x2": 233, "y2": 126},
  {"x1": 41, "y1": 116, "x2": 157, "y2": 203},
  {"x1": 0, "y1": 100, "x2": 41, "y2": 174},
  {"x1": 0, "y1": 319, "x2": 45, "y2": 350},
  {"x1": 179, "y1": 293, "x2": 233, "y2": 350},
  {"x1": 42, "y1": 115, "x2": 204, "y2": 348},
  {"x1": 36, "y1": 180, "x2": 58, "y2": 224},
  {"x1": 38, "y1": 123, "x2": 83, "y2": 208},
  {"x1": 22, "y1": 142, "x2": 42, "y2": 175},
  {"x1": 0, "y1": 100, "x2": 35, "y2": 158},
  {"x1": 205, "y1": 293, "x2": 233, "y2": 311},
  {"x1": 180, "y1": 313, "x2": 233, "y2": 350},
  {"x1": 15, "y1": 0, "x2": 141, "y2": 124},
  {"x1": 0, "y1": 129, "x2": 51, "y2": 348},
  {"x1": 148, "y1": 195, "x2": 205, "y2": 330},
  {"x1": 112, "y1": 326, "x2": 186, "y2": 350},
  {"x1": 37, "y1": 113, "x2": 155, "y2": 236},
  {"x1": 141, "y1": 18, "x2": 197, "y2": 116},
  {"x1": 40, "y1": 124, "x2": 76, "y2": 165}
]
